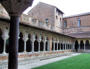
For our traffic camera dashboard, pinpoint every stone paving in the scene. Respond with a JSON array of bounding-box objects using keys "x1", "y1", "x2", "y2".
[
  {"x1": 0, "y1": 53, "x2": 81, "y2": 69},
  {"x1": 18, "y1": 53, "x2": 81, "y2": 69}
]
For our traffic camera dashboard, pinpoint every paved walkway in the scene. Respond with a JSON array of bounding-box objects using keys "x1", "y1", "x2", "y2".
[{"x1": 29, "y1": 53, "x2": 81, "y2": 69}]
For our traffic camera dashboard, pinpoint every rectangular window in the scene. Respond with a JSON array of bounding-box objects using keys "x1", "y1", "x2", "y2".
[
  {"x1": 45, "y1": 19, "x2": 49, "y2": 23},
  {"x1": 78, "y1": 18, "x2": 81, "y2": 27},
  {"x1": 64, "y1": 21, "x2": 67, "y2": 28}
]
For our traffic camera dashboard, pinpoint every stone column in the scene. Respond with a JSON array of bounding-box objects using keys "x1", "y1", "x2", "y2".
[
  {"x1": 53, "y1": 41, "x2": 55, "y2": 51},
  {"x1": 2, "y1": 29, "x2": 9, "y2": 54},
  {"x1": 65, "y1": 43, "x2": 66, "y2": 50},
  {"x1": 23, "y1": 33, "x2": 28, "y2": 53},
  {"x1": 43, "y1": 37, "x2": 46, "y2": 52},
  {"x1": 57, "y1": 42, "x2": 58, "y2": 51},
  {"x1": 78, "y1": 40, "x2": 80, "y2": 51},
  {"x1": 38, "y1": 36, "x2": 41, "y2": 52},
  {"x1": 48, "y1": 41, "x2": 50, "y2": 51},
  {"x1": 63, "y1": 42, "x2": 64, "y2": 51},
  {"x1": 72, "y1": 42, "x2": 75, "y2": 51},
  {"x1": 31, "y1": 34, "x2": 35, "y2": 53},
  {"x1": 83, "y1": 40, "x2": 86, "y2": 51},
  {"x1": 43, "y1": 40, "x2": 46, "y2": 52},
  {"x1": 59, "y1": 42, "x2": 61, "y2": 51}
]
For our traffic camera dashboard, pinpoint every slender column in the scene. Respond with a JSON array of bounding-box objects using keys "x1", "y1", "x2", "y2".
[
  {"x1": 48, "y1": 41, "x2": 50, "y2": 51},
  {"x1": 59, "y1": 42, "x2": 61, "y2": 51},
  {"x1": 23, "y1": 33, "x2": 28, "y2": 52},
  {"x1": 38, "y1": 36, "x2": 41, "y2": 52},
  {"x1": 8, "y1": 16, "x2": 19, "y2": 69},
  {"x1": 72, "y1": 42, "x2": 75, "y2": 51},
  {"x1": 78, "y1": 41, "x2": 80, "y2": 52},
  {"x1": 43, "y1": 41, "x2": 46, "y2": 51},
  {"x1": 53, "y1": 41, "x2": 55, "y2": 51},
  {"x1": 57, "y1": 42, "x2": 58, "y2": 51},
  {"x1": 2, "y1": 29, "x2": 9, "y2": 54},
  {"x1": 63, "y1": 43, "x2": 64, "y2": 50},
  {"x1": 31, "y1": 34, "x2": 35, "y2": 53},
  {"x1": 65, "y1": 43, "x2": 66, "y2": 50},
  {"x1": 54, "y1": 41, "x2": 56, "y2": 51},
  {"x1": 38, "y1": 41, "x2": 40, "y2": 52},
  {"x1": 3, "y1": 38, "x2": 6, "y2": 54},
  {"x1": 83, "y1": 41, "x2": 85, "y2": 51}
]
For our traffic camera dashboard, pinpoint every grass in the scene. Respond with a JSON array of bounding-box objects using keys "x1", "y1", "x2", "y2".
[{"x1": 33, "y1": 54, "x2": 90, "y2": 69}]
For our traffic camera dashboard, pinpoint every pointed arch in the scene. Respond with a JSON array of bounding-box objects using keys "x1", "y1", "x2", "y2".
[
  {"x1": 18, "y1": 32, "x2": 24, "y2": 52},
  {"x1": 85, "y1": 40, "x2": 90, "y2": 49},
  {"x1": 75, "y1": 40, "x2": 79, "y2": 52},
  {"x1": 80, "y1": 40, "x2": 84, "y2": 49},
  {"x1": 40, "y1": 41, "x2": 44, "y2": 51},
  {"x1": 26, "y1": 34, "x2": 32, "y2": 52}
]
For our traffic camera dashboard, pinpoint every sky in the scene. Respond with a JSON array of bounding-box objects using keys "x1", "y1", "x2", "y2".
[{"x1": 24, "y1": 0, "x2": 90, "y2": 17}]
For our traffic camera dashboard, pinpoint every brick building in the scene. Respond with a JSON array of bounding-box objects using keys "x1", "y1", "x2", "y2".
[{"x1": 0, "y1": 2, "x2": 90, "y2": 69}]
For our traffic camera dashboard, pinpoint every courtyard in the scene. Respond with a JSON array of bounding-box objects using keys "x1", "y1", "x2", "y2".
[{"x1": 33, "y1": 53, "x2": 90, "y2": 69}]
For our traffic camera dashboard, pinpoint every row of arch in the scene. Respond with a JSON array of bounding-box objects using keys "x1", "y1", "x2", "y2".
[
  {"x1": 0, "y1": 30, "x2": 49, "y2": 53},
  {"x1": 0, "y1": 28, "x2": 73, "y2": 54},
  {"x1": 52, "y1": 42, "x2": 72, "y2": 50},
  {"x1": 75, "y1": 40, "x2": 90, "y2": 52}
]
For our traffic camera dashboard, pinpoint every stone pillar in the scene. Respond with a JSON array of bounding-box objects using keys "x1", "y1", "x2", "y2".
[
  {"x1": 57, "y1": 42, "x2": 58, "y2": 51},
  {"x1": 53, "y1": 41, "x2": 55, "y2": 51},
  {"x1": 43, "y1": 40, "x2": 46, "y2": 51},
  {"x1": 38, "y1": 36, "x2": 41, "y2": 52},
  {"x1": 59, "y1": 42, "x2": 61, "y2": 51},
  {"x1": 38, "y1": 41, "x2": 40, "y2": 52},
  {"x1": 63, "y1": 43, "x2": 64, "y2": 50},
  {"x1": 31, "y1": 34, "x2": 35, "y2": 53},
  {"x1": 2, "y1": 29, "x2": 9, "y2": 54},
  {"x1": 65, "y1": 43, "x2": 66, "y2": 50},
  {"x1": 83, "y1": 40, "x2": 86, "y2": 51},
  {"x1": 78, "y1": 41, "x2": 80, "y2": 51},
  {"x1": 72, "y1": 42, "x2": 75, "y2": 51},
  {"x1": 23, "y1": 33, "x2": 28, "y2": 52},
  {"x1": 48, "y1": 41, "x2": 50, "y2": 51}
]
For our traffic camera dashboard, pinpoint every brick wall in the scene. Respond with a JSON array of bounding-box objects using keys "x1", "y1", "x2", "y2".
[{"x1": 63, "y1": 14, "x2": 90, "y2": 34}]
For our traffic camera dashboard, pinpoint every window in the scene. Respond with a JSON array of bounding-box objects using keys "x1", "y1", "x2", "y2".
[
  {"x1": 56, "y1": 16, "x2": 58, "y2": 19},
  {"x1": 78, "y1": 18, "x2": 81, "y2": 27},
  {"x1": 45, "y1": 19, "x2": 49, "y2": 23},
  {"x1": 64, "y1": 20, "x2": 67, "y2": 28},
  {"x1": 32, "y1": 19, "x2": 37, "y2": 23}
]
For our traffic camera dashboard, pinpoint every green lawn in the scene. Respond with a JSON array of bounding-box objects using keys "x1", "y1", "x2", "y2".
[{"x1": 33, "y1": 54, "x2": 90, "y2": 69}]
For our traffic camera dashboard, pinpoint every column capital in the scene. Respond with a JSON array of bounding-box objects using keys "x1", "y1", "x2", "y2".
[
  {"x1": 23, "y1": 33, "x2": 28, "y2": 41},
  {"x1": 31, "y1": 34, "x2": 35, "y2": 42}
]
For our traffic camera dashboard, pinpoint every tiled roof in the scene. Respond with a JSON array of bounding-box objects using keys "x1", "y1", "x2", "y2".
[
  {"x1": 64, "y1": 12, "x2": 90, "y2": 18},
  {"x1": 68, "y1": 32, "x2": 90, "y2": 38}
]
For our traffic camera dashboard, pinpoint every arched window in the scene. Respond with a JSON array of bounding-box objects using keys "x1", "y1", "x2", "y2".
[
  {"x1": 18, "y1": 32, "x2": 24, "y2": 52},
  {"x1": 26, "y1": 34, "x2": 32, "y2": 52}
]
